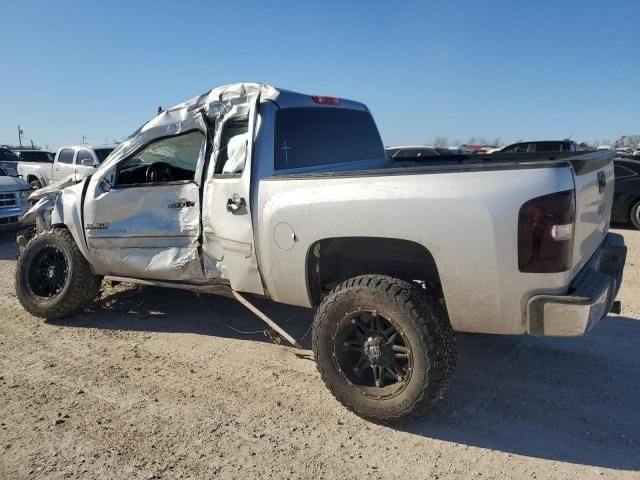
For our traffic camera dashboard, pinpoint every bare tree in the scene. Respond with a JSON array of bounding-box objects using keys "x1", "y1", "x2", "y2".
[
  {"x1": 433, "y1": 136, "x2": 449, "y2": 147},
  {"x1": 492, "y1": 137, "x2": 501, "y2": 146},
  {"x1": 624, "y1": 134, "x2": 640, "y2": 148}
]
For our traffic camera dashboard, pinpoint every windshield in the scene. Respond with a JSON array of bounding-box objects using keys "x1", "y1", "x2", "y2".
[
  {"x1": 94, "y1": 148, "x2": 114, "y2": 163},
  {"x1": 0, "y1": 149, "x2": 19, "y2": 162}
]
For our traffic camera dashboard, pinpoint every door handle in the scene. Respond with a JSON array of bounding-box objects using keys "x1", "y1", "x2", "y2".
[
  {"x1": 226, "y1": 195, "x2": 246, "y2": 213},
  {"x1": 597, "y1": 171, "x2": 606, "y2": 193}
]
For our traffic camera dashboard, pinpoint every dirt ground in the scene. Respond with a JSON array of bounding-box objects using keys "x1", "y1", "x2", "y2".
[{"x1": 1, "y1": 228, "x2": 639, "y2": 480}]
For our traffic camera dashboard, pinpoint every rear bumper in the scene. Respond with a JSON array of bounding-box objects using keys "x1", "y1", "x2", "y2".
[{"x1": 527, "y1": 233, "x2": 626, "y2": 336}]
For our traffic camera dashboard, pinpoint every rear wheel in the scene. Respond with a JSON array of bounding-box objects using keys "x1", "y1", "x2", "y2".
[
  {"x1": 630, "y1": 200, "x2": 640, "y2": 230},
  {"x1": 15, "y1": 228, "x2": 102, "y2": 319},
  {"x1": 312, "y1": 275, "x2": 455, "y2": 421}
]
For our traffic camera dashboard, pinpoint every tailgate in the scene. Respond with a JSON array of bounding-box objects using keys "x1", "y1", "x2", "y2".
[{"x1": 569, "y1": 150, "x2": 616, "y2": 271}]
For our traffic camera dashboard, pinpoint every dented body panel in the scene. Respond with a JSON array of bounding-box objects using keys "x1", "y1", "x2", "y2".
[{"x1": 24, "y1": 82, "x2": 623, "y2": 337}]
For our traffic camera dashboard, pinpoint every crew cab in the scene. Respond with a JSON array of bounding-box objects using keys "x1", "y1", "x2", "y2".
[
  {"x1": 18, "y1": 145, "x2": 113, "y2": 188},
  {"x1": 15, "y1": 83, "x2": 626, "y2": 421}
]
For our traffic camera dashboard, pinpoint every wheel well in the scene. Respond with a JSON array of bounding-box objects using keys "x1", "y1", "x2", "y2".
[{"x1": 306, "y1": 237, "x2": 442, "y2": 306}]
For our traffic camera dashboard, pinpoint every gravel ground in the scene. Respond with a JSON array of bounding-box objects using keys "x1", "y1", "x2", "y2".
[{"x1": 1, "y1": 227, "x2": 639, "y2": 480}]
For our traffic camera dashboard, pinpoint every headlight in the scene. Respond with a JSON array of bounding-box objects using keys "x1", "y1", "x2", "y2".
[{"x1": 20, "y1": 189, "x2": 32, "y2": 205}]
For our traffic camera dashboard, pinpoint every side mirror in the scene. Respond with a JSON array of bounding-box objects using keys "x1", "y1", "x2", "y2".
[
  {"x1": 81, "y1": 158, "x2": 98, "y2": 167},
  {"x1": 99, "y1": 177, "x2": 112, "y2": 192},
  {"x1": 99, "y1": 170, "x2": 115, "y2": 192}
]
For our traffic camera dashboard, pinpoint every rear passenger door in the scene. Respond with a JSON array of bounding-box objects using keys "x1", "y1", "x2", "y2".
[
  {"x1": 53, "y1": 148, "x2": 76, "y2": 181},
  {"x1": 201, "y1": 94, "x2": 264, "y2": 294}
]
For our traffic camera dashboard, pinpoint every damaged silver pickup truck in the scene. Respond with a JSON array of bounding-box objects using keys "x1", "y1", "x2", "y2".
[{"x1": 15, "y1": 83, "x2": 626, "y2": 420}]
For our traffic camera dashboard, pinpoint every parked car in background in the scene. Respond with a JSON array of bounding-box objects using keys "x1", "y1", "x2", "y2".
[
  {"x1": 0, "y1": 147, "x2": 20, "y2": 177},
  {"x1": 597, "y1": 145, "x2": 613, "y2": 151},
  {"x1": 616, "y1": 147, "x2": 634, "y2": 157},
  {"x1": 15, "y1": 82, "x2": 626, "y2": 421},
  {"x1": 500, "y1": 140, "x2": 577, "y2": 153},
  {"x1": 612, "y1": 157, "x2": 640, "y2": 229},
  {"x1": 13, "y1": 149, "x2": 55, "y2": 164},
  {"x1": 385, "y1": 146, "x2": 440, "y2": 158},
  {"x1": 0, "y1": 165, "x2": 32, "y2": 228},
  {"x1": 17, "y1": 145, "x2": 114, "y2": 188}
]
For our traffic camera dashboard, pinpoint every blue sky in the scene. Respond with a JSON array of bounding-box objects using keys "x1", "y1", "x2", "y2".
[{"x1": 1, "y1": 0, "x2": 639, "y2": 150}]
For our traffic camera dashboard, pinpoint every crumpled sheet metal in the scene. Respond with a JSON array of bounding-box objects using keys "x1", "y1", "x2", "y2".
[
  {"x1": 90, "y1": 246, "x2": 203, "y2": 281},
  {"x1": 21, "y1": 195, "x2": 55, "y2": 225},
  {"x1": 100, "y1": 83, "x2": 277, "y2": 176},
  {"x1": 86, "y1": 183, "x2": 200, "y2": 240},
  {"x1": 85, "y1": 182, "x2": 204, "y2": 281},
  {"x1": 28, "y1": 174, "x2": 78, "y2": 202}
]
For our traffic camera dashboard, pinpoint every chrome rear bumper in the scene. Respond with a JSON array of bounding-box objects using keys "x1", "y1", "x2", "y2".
[{"x1": 527, "y1": 233, "x2": 626, "y2": 336}]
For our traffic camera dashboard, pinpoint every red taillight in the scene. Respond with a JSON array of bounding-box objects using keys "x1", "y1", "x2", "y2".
[
  {"x1": 311, "y1": 95, "x2": 340, "y2": 105},
  {"x1": 518, "y1": 190, "x2": 575, "y2": 273}
]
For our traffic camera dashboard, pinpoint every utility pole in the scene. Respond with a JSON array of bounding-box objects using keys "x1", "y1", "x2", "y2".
[
  {"x1": 17, "y1": 125, "x2": 24, "y2": 147},
  {"x1": 30, "y1": 139, "x2": 35, "y2": 149},
  {"x1": 82, "y1": 135, "x2": 86, "y2": 144}
]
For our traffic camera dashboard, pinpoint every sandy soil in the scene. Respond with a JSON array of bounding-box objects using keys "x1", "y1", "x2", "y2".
[{"x1": 1, "y1": 228, "x2": 639, "y2": 480}]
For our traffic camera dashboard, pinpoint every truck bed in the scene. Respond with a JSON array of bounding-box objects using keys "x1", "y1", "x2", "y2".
[{"x1": 270, "y1": 149, "x2": 613, "y2": 179}]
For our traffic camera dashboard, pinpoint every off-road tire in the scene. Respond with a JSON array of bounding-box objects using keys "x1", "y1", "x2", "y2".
[
  {"x1": 630, "y1": 199, "x2": 640, "y2": 230},
  {"x1": 15, "y1": 228, "x2": 102, "y2": 319},
  {"x1": 312, "y1": 274, "x2": 456, "y2": 421}
]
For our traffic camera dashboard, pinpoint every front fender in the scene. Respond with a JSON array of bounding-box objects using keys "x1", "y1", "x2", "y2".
[
  {"x1": 22, "y1": 178, "x2": 93, "y2": 266},
  {"x1": 21, "y1": 196, "x2": 56, "y2": 226}
]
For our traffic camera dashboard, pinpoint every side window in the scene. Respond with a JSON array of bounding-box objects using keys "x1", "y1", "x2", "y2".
[
  {"x1": 76, "y1": 150, "x2": 95, "y2": 166},
  {"x1": 420, "y1": 148, "x2": 440, "y2": 157},
  {"x1": 614, "y1": 164, "x2": 636, "y2": 180},
  {"x1": 58, "y1": 149, "x2": 75, "y2": 164},
  {"x1": 535, "y1": 142, "x2": 560, "y2": 152},
  {"x1": 215, "y1": 118, "x2": 249, "y2": 175},
  {"x1": 116, "y1": 131, "x2": 204, "y2": 186},
  {"x1": 503, "y1": 143, "x2": 527, "y2": 153},
  {"x1": 394, "y1": 149, "x2": 421, "y2": 158}
]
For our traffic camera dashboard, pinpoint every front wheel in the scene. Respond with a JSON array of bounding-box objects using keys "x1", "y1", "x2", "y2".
[
  {"x1": 630, "y1": 199, "x2": 640, "y2": 230},
  {"x1": 312, "y1": 275, "x2": 456, "y2": 421},
  {"x1": 15, "y1": 228, "x2": 102, "y2": 319}
]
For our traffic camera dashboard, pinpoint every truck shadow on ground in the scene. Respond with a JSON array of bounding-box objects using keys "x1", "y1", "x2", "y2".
[
  {"x1": 51, "y1": 284, "x2": 317, "y2": 348},
  {"x1": 411, "y1": 318, "x2": 640, "y2": 471},
  {"x1": 48, "y1": 285, "x2": 640, "y2": 471}
]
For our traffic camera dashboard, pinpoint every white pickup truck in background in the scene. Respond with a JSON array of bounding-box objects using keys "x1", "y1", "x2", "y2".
[{"x1": 18, "y1": 145, "x2": 114, "y2": 188}]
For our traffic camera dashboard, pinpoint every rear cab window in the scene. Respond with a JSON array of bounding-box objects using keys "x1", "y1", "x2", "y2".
[{"x1": 274, "y1": 107, "x2": 384, "y2": 171}]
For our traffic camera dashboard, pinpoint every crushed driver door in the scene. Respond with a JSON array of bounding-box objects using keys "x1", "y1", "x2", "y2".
[{"x1": 83, "y1": 130, "x2": 207, "y2": 281}]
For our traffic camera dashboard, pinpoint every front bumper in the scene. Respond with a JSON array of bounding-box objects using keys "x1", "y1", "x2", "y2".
[{"x1": 527, "y1": 233, "x2": 627, "y2": 336}]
